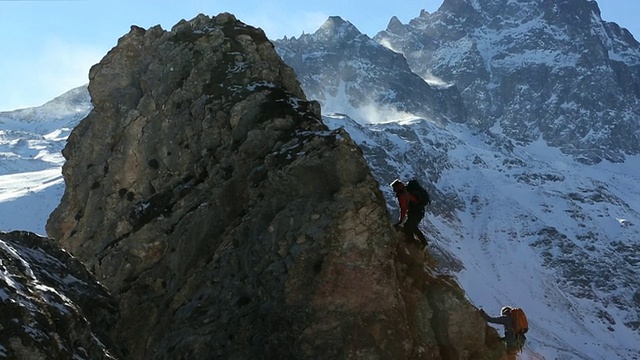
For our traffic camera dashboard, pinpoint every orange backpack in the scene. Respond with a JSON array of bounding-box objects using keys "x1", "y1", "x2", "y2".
[{"x1": 510, "y1": 307, "x2": 529, "y2": 335}]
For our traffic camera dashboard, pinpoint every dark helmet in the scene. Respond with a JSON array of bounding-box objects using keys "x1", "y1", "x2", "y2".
[{"x1": 501, "y1": 306, "x2": 513, "y2": 316}]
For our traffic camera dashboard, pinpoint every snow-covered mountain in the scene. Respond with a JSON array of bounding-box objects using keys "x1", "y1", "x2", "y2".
[
  {"x1": 276, "y1": 16, "x2": 466, "y2": 125},
  {"x1": 0, "y1": 85, "x2": 89, "y2": 234},
  {"x1": 374, "y1": 0, "x2": 640, "y2": 164},
  {"x1": 1, "y1": 0, "x2": 639, "y2": 359}
]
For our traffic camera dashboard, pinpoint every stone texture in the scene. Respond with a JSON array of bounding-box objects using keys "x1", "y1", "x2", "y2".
[{"x1": 46, "y1": 13, "x2": 501, "y2": 359}]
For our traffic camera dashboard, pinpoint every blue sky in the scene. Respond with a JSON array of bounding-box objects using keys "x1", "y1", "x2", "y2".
[{"x1": 0, "y1": 0, "x2": 638, "y2": 112}]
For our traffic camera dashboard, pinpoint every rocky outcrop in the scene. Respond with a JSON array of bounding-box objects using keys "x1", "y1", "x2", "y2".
[
  {"x1": 46, "y1": 13, "x2": 500, "y2": 359},
  {"x1": 0, "y1": 231, "x2": 118, "y2": 359}
]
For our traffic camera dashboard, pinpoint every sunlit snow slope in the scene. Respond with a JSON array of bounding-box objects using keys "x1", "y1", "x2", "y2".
[
  {"x1": 0, "y1": 85, "x2": 89, "y2": 235},
  {"x1": 324, "y1": 113, "x2": 640, "y2": 360}
]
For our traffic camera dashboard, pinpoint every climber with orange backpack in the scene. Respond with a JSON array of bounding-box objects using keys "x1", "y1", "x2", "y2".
[{"x1": 479, "y1": 306, "x2": 528, "y2": 360}]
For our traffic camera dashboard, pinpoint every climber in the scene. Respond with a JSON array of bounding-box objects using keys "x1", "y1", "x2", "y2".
[
  {"x1": 390, "y1": 179, "x2": 428, "y2": 247},
  {"x1": 479, "y1": 306, "x2": 527, "y2": 360}
]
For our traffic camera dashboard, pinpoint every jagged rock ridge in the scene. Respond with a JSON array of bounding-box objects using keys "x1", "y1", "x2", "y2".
[
  {"x1": 275, "y1": 16, "x2": 466, "y2": 125},
  {"x1": 44, "y1": 13, "x2": 501, "y2": 359},
  {"x1": 375, "y1": 0, "x2": 640, "y2": 164}
]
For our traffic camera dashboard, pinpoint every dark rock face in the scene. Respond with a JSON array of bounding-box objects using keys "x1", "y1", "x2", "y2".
[
  {"x1": 375, "y1": 0, "x2": 640, "y2": 163},
  {"x1": 46, "y1": 13, "x2": 499, "y2": 359},
  {"x1": 0, "y1": 231, "x2": 118, "y2": 359}
]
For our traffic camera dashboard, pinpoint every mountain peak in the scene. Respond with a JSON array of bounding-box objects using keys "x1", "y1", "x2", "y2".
[
  {"x1": 386, "y1": 15, "x2": 407, "y2": 35},
  {"x1": 314, "y1": 16, "x2": 363, "y2": 40}
]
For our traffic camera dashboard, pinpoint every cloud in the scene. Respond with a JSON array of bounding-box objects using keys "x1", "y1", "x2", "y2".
[{"x1": 0, "y1": 38, "x2": 106, "y2": 111}]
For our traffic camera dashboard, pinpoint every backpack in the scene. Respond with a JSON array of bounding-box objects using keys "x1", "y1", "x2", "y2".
[
  {"x1": 406, "y1": 179, "x2": 430, "y2": 208},
  {"x1": 509, "y1": 308, "x2": 528, "y2": 335},
  {"x1": 509, "y1": 308, "x2": 528, "y2": 352}
]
